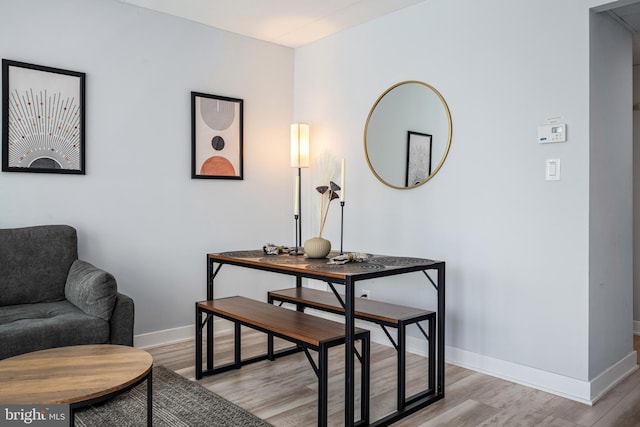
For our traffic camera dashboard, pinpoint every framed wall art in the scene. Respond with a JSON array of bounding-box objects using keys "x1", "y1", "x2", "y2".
[
  {"x1": 2, "y1": 59, "x2": 85, "y2": 174},
  {"x1": 405, "y1": 131, "x2": 432, "y2": 187},
  {"x1": 191, "y1": 92, "x2": 243, "y2": 180}
]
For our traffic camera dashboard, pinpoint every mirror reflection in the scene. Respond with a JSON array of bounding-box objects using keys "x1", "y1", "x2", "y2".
[{"x1": 364, "y1": 81, "x2": 452, "y2": 189}]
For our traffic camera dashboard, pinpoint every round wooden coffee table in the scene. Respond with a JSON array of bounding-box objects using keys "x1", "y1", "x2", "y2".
[{"x1": 0, "y1": 344, "x2": 153, "y2": 426}]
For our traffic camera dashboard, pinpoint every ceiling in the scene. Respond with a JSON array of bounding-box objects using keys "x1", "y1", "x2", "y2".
[
  {"x1": 118, "y1": 0, "x2": 428, "y2": 48},
  {"x1": 608, "y1": 1, "x2": 640, "y2": 32},
  {"x1": 607, "y1": 2, "x2": 640, "y2": 63},
  {"x1": 119, "y1": 1, "x2": 640, "y2": 60}
]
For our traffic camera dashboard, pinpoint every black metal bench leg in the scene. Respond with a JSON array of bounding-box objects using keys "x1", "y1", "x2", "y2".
[
  {"x1": 234, "y1": 321, "x2": 242, "y2": 366},
  {"x1": 206, "y1": 311, "x2": 214, "y2": 371},
  {"x1": 267, "y1": 295, "x2": 275, "y2": 360},
  {"x1": 428, "y1": 315, "x2": 436, "y2": 393},
  {"x1": 398, "y1": 321, "x2": 406, "y2": 410},
  {"x1": 268, "y1": 333, "x2": 275, "y2": 360},
  {"x1": 318, "y1": 344, "x2": 328, "y2": 427},
  {"x1": 195, "y1": 304, "x2": 203, "y2": 380}
]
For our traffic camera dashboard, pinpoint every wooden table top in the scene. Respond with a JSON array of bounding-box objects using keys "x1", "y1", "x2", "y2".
[
  {"x1": 209, "y1": 250, "x2": 443, "y2": 281},
  {"x1": 0, "y1": 344, "x2": 153, "y2": 404}
]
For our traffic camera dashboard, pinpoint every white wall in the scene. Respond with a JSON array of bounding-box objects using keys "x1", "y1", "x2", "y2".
[
  {"x1": 293, "y1": 0, "x2": 634, "y2": 402},
  {"x1": 589, "y1": 10, "x2": 633, "y2": 380},
  {"x1": 0, "y1": 0, "x2": 295, "y2": 335},
  {"x1": 0, "y1": 0, "x2": 635, "y2": 405}
]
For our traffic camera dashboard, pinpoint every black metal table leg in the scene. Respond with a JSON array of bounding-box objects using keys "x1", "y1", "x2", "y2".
[
  {"x1": 437, "y1": 265, "x2": 445, "y2": 395},
  {"x1": 318, "y1": 344, "x2": 329, "y2": 427},
  {"x1": 344, "y1": 277, "x2": 355, "y2": 426},
  {"x1": 397, "y1": 321, "x2": 406, "y2": 411},
  {"x1": 206, "y1": 257, "x2": 214, "y2": 371},
  {"x1": 361, "y1": 332, "x2": 370, "y2": 425},
  {"x1": 146, "y1": 368, "x2": 153, "y2": 427}
]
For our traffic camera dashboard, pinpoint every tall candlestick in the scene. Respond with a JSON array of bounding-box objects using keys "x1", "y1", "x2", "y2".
[
  {"x1": 294, "y1": 175, "x2": 300, "y2": 215},
  {"x1": 340, "y1": 158, "x2": 346, "y2": 202}
]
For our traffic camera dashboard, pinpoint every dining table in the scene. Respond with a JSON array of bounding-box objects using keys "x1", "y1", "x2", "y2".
[{"x1": 202, "y1": 249, "x2": 445, "y2": 426}]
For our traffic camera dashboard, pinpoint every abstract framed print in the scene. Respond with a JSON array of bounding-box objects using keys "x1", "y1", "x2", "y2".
[
  {"x1": 191, "y1": 92, "x2": 243, "y2": 180},
  {"x1": 2, "y1": 59, "x2": 85, "y2": 174}
]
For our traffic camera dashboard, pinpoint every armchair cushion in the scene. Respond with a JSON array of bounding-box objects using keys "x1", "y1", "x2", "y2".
[
  {"x1": 0, "y1": 301, "x2": 110, "y2": 360},
  {"x1": 65, "y1": 260, "x2": 117, "y2": 321}
]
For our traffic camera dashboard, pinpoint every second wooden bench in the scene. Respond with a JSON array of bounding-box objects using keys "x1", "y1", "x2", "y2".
[
  {"x1": 268, "y1": 287, "x2": 436, "y2": 411},
  {"x1": 195, "y1": 296, "x2": 370, "y2": 426}
]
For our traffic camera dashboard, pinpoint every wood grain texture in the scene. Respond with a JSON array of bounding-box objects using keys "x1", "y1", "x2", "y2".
[
  {"x1": 0, "y1": 344, "x2": 152, "y2": 404},
  {"x1": 198, "y1": 296, "x2": 368, "y2": 347},
  {"x1": 148, "y1": 330, "x2": 640, "y2": 426},
  {"x1": 269, "y1": 287, "x2": 434, "y2": 324}
]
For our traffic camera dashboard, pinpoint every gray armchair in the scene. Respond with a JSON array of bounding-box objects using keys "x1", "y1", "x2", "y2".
[{"x1": 0, "y1": 225, "x2": 134, "y2": 359}]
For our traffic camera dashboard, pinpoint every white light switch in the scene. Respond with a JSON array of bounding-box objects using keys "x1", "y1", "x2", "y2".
[{"x1": 546, "y1": 159, "x2": 560, "y2": 181}]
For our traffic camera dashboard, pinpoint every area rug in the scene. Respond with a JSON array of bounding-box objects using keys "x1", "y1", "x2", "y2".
[{"x1": 74, "y1": 365, "x2": 273, "y2": 427}]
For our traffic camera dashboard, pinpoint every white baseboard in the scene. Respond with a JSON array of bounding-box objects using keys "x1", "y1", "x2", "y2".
[
  {"x1": 134, "y1": 319, "x2": 234, "y2": 349},
  {"x1": 136, "y1": 319, "x2": 637, "y2": 405},
  {"x1": 589, "y1": 351, "x2": 638, "y2": 402},
  {"x1": 633, "y1": 320, "x2": 640, "y2": 335},
  {"x1": 134, "y1": 325, "x2": 194, "y2": 349},
  {"x1": 444, "y1": 345, "x2": 638, "y2": 405}
]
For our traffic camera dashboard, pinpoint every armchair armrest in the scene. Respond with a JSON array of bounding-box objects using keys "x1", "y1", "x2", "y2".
[
  {"x1": 64, "y1": 260, "x2": 117, "y2": 321},
  {"x1": 109, "y1": 292, "x2": 134, "y2": 346}
]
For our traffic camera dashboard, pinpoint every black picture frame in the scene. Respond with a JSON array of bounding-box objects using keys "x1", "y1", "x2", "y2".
[
  {"x1": 191, "y1": 92, "x2": 243, "y2": 180},
  {"x1": 2, "y1": 59, "x2": 85, "y2": 174},
  {"x1": 405, "y1": 131, "x2": 432, "y2": 187}
]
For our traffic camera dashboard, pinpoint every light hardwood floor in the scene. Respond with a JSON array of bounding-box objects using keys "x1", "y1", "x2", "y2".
[{"x1": 146, "y1": 330, "x2": 640, "y2": 426}]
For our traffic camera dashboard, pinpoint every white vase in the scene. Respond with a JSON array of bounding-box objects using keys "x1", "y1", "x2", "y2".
[{"x1": 304, "y1": 237, "x2": 331, "y2": 259}]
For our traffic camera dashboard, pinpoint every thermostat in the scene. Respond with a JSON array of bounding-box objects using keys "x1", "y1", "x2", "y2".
[{"x1": 538, "y1": 123, "x2": 567, "y2": 143}]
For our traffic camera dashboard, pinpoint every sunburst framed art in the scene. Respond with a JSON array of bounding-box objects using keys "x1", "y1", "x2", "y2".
[
  {"x1": 2, "y1": 59, "x2": 85, "y2": 174},
  {"x1": 191, "y1": 91, "x2": 243, "y2": 180}
]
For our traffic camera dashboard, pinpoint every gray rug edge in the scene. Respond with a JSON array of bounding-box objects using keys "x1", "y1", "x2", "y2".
[{"x1": 74, "y1": 365, "x2": 273, "y2": 427}]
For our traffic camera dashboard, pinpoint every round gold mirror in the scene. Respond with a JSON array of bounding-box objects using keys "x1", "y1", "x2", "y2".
[{"x1": 364, "y1": 81, "x2": 452, "y2": 189}]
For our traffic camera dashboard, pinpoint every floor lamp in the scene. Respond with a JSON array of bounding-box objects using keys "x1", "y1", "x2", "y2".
[{"x1": 290, "y1": 123, "x2": 309, "y2": 255}]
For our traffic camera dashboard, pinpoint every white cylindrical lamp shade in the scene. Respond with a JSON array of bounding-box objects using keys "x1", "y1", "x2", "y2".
[{"x1": 290, "y1": 123, "x2": 310, "y2": 168}]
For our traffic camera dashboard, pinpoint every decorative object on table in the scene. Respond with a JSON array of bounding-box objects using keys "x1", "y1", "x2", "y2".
[
  {"x1": 75, "y1": 366, "x2": 273, "y2": 427},
  {"x1": 327, "y1": 252, "x2": 370, "y2": 265},
  {"x1": 304, "y1": 154, "x2": 341, "y2": 258},
  {"x1": 303, "y1": 236, "x2": 332, "y2": 259},
  {"x1": 191, "y1": 92, "x2": 243, "y2": 180},
  {"x1": 262, "y1": 243, "x2": 291, "y2": 255},
  {"x1": 290, "y1": 123, "x2": 309, "y2": 255},
  {"x1": 2, "y1": 59, "x2": 85, "y2": 174},
  {"x1": 406, "y1": 131, "x2": 432, "y2": 187}
]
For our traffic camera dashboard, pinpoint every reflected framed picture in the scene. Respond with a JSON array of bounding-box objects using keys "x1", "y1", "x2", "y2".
[
  {"x1": 191, "y1": 92, "x2": 243, "y2": 180},
  {"x1": 405, "y1": 131, "x2": 432, "y2": 187},
  {"x1": 2, "y1": 59, "x2": 85, "y2": 174}
]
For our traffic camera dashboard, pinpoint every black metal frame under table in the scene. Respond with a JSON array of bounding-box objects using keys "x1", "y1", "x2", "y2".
[
  {"x1": 202, "y1": 250, "x2": 445, "y2": 426},
  {"x1": 71, "y1": 369, "x2": 152, "y2": 427}
]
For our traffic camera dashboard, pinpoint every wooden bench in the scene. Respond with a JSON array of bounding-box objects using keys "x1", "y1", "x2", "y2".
[
  {"x1": 268, "y1": 287, "x2": 435, "y2": 411},
  {"x1": 195, "y1": 296, "x2": 370, "y2": 426}
]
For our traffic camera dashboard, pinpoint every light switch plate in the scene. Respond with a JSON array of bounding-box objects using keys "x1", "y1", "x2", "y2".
[{"x1": 546, "y1": 159, "x2": 560, "y2": 181}]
